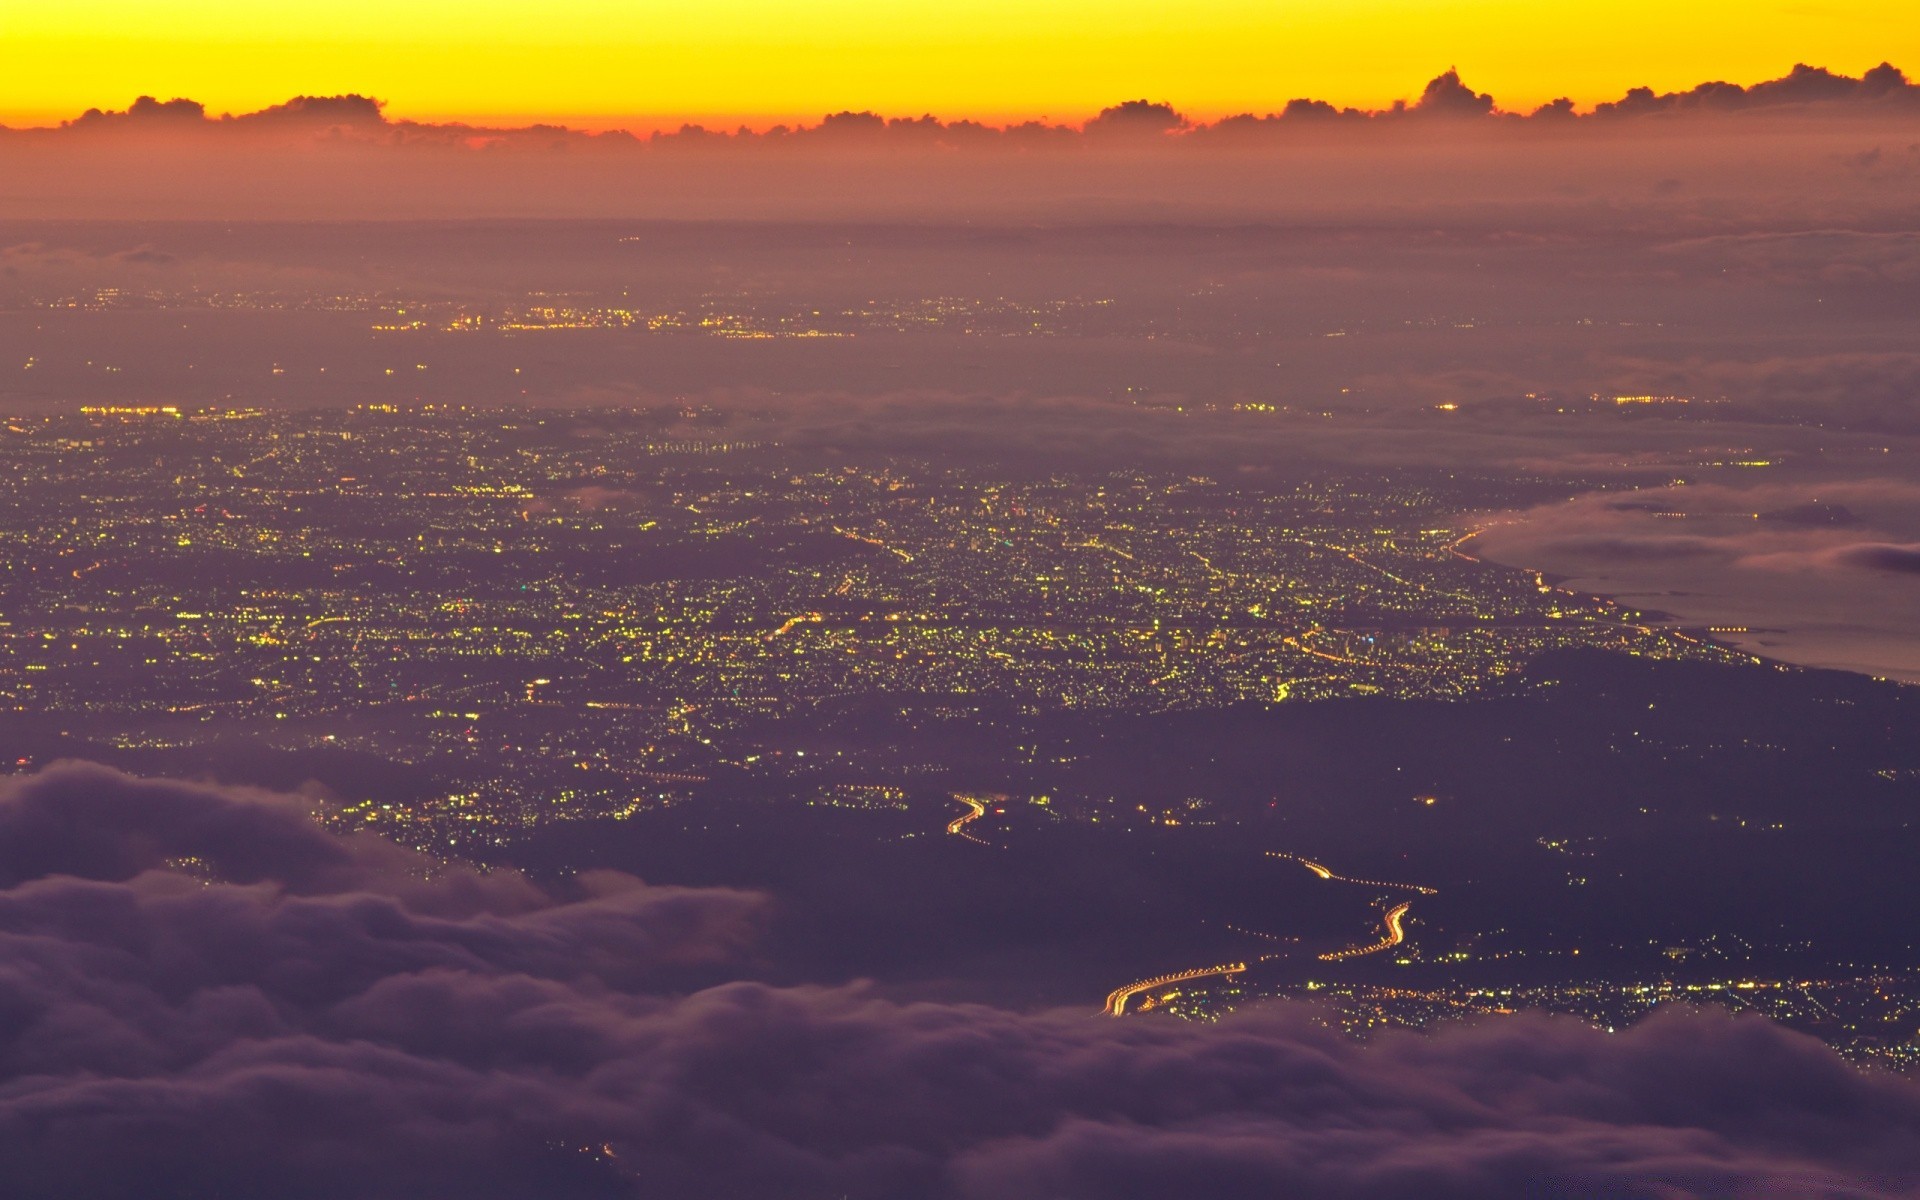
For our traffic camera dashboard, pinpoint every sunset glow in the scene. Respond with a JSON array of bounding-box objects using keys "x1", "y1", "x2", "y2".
[{"x1": 5, "y1": 0, "x2": 1915, "y2": 127}]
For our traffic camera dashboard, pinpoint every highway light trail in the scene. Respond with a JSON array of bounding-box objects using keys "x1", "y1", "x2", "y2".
[
  {"x1": 1268, "y1": 853, "x2": 1437, "y2": 895},
  {"x1": 1103, "y1": 962, "x2": 1247, "y2": 1016},
  {"x1": 945, "y1": 794, "x2": 997, "y2": 845},
  {"x1": 831, "y1": 526, "x2": 914, "y2": 562},
  {"x1": 1320, "y1": 901, "x2": 1413, "y2": 961},
  {"x1": 1222, "y1": 922, "x2": 1296, "y2": 944},
  {"x1": 768, "y1": 612, "x2": 824, "y2": 637},
  {"x1": 1445, "y1": 529, "x2": 1485, "y2": 562},
  {"x1": 1267, "y1": 853, "x2": 1435, "y2": 962},
  {"x1": 1105, "y1": 850, "x2": 1433, "y2": 1016},
  {"x1": 946, "y1": 794, "x2": 986, "y2": 835},
  {"x1": 1282, "y1": 629, "x2": 1416, "y2": 671}
]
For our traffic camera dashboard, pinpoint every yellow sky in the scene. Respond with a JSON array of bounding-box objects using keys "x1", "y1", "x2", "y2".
[{"x1": 2, "y1": 0, "x2": 1912, "y2": 128}]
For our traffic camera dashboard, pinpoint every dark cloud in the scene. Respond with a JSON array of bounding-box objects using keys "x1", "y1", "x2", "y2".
[
  {"x1": 1594, "y1": 62, "x2": 1920, "y2": 117},
  {"x1": 111, "y1": 245, "x2": 175, "y2": 264},
  {"x1": 1757, "y1": 61, "x2": 1913, "y2": 105},
  {"x1": 1, "y1": 240, "x2": 175, "y2": 274},
  {"x1": 4, "y1": 64, "x2": 1915, "y2": 220},
  {"x1": 1, "y1": 763, "x2": 1919, "y2": 1198},
  {"x1": 69, "y1": 96, "x2": 207, "y2": 127},
  {"x1": 1833, "y1": 542, "x2": 1920, "y2": 574},
  {"x1": 15, "y1": 63, "x2": 1915, "y2": 149},
  {"x1": 1276, "y1": 97, "x2": 1367, "y2": 122},
  {"x1": 0, "y1": 762, "x2": 399, "y2": 891},
  {"x1": 0, "y1": 761, "x2": 766, "y2": 952},
  {"x1": 63, "y1": 94, "x2": 383, "y2": 132},
  {"x1": 1414, "y1": 69, "x2": 1498, "y2": 118},
  {"x1": 236, "y1": 94, "x2": 387, "y2": 127},
  {"x1": 809, "y1": 110, "x2": 890, "y2": 140},
  {"x1": 1084, "y1": 100, "x2": 1190, "y2": 137}
]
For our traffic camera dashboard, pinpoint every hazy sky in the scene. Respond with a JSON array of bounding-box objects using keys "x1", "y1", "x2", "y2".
[{"x1": 4, "y1": 0, "x2": 1915, "y2": 127}]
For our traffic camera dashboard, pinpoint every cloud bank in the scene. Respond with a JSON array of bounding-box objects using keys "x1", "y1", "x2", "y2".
[
  {"x1": 1474, "y1": 476, "x2": 1920, "y2": 681},
  {"x1": 2, "y1": 762, "x2": 1920, "y2": 1198},
  {"x1": 17, "y1": 63, "x2": 1919, "y2": 144},
  {"x1": 2, "y1": 65, "x2": 1917, "y2": 219}
]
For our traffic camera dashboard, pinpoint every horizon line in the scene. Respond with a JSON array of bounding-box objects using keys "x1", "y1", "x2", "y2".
[{"x1": 6, "y1": 61, "x2": 1916, "y2": 136}]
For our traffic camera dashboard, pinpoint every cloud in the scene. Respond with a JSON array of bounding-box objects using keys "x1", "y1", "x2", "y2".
[
  {"x1": 0, "y1": 760, "x2": 766, "y2": 970},
  {"x1": 1084, "y1": 100, "x2": 1190, "y2": 137},
  {"x1": 1522, "y1": 534, "x2": 1729, "y2": 562},
  {"x1": 69, "y1": 95, "x2": 207, "y2": 127},
  {"x1": 1594, "y1": 62, "x2": 1920, "y2": 117},
  {"x1": 1696, "y1": 354, "x2": 1920, "y2": 432},
  {"x1": 4, "y1": 65, "x2": 1915, "y2": 220},
  {"x1": 1656, "y1": 231, "x2": 1920, "y2": 289},
  {"x1": 1831, "y1": 542, "x2": 1920, "y2": 574},
  {"x1": 1472, "y1": 477, "x2": 1920, "y2": 679},
  {"x1": 111, "y1": 245, "x2": 175, "y2": 264},
  {"x1": 63, "y1": 94, "x2": 385, "y2": 134},
  {"x1": 1477, "y1": 479, "x2": 1920, "y2": 563},
  {"x1": 1414, "y1": 69, "x2": 1497, "y2": 118},
  {"x1": 1, "y1": 763, "x2": 1919, "y2": 1197},
  {"x1": 237, "y1": 94, "x2": 387, "y2": 127},
  {"x1": 15, "y1": 64, "x2": 1916, "y2": 148},
  {"x1": 1552, "y1": 352, "x2": 1920, "y2": 436}
]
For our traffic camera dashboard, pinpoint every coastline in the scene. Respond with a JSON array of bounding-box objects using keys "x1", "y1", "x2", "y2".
[{"x1": 1476, "y1": 544, "x2": 1920, "y2": 688}]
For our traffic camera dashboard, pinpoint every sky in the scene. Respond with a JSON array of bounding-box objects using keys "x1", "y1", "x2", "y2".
[{"x1": 3, "y1": 0, "x2": 1916, "y2": 128}]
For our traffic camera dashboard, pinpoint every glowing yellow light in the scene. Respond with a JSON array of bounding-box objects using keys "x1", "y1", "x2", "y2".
[{"x1": 2, "y1": 1, "x2": 1910, "y2": 127}]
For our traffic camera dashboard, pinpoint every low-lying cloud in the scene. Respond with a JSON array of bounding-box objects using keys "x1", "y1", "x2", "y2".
[
  {"x1": 1831, "y1": 542, "x2": 1920, "y2": 574},
  {"x1": 1475, "y1": 477, "x2": 1920, "y2": 680},
  {"x1": 2, "y1": 762, "x2": 1920, "y2": 1198}
]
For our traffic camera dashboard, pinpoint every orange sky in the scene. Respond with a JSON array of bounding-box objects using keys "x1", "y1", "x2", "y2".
[{"x1": 3, "y1": 0, "x2": 1914, "y2": 128}]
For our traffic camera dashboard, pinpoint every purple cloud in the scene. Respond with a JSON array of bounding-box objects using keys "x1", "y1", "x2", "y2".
[
  {"x1": 1832, "y1": 542, "x2": 1920, "y2": 574},
  {"x1": 0, "y1": 764, "x2": 1917, "y2": 1196}
]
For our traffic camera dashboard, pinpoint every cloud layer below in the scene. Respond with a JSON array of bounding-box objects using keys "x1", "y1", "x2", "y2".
[
  {"x1": 1477, "y1": 476, "x2": 1920, "y2": 681},
  {"x1": 3, "y1": 762, "x2": 1920, "y2": 1198}
]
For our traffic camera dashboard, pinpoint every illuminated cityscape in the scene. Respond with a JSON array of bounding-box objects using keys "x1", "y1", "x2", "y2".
[
  {"x1": 5, "y1": 6, "x2": 1920, "y2": 1191},
  {"x1": 0, "y1": 402, "x2": 1749, "y2": 836},
  {"x1": 6, "y1": 396, "x2": 1918, "y2": 1069}
]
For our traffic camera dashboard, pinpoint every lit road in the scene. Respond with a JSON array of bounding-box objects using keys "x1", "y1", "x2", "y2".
[
  {"x1": 1269, "y1": 853, "x2": 1437, "y2": 895},
  {"x1": 1287, "y1": 534, "x2": 1471, "y2": 601},
  {"x1": 1104, "y1": 962, "x2": 1247, "y2": 1016},
  {"x1": 1446, "y1": 529, "x2": 1484, "y2": 562},
  {"x1": 946, "y1": 795, "x2": 986, "y2": 835},
  {"x1": 1320, "y1": 901, "x2": 1412, "y2": 962},
  {"x1": 945, "y1": 794, "x2": 997, "y2": 845},
  {"x1": 769, "y1": 612, "x2": 824, "y2": 638},
  {"x1": 831, "y1": 525, "x2": 914, "y2": 562},
  {"x1": 1082, "y1": 538, "x2": 1136, "y2": 562},
  {"x1": 1267, "y1": 853, "x2": 1435, "y2": 963},
  {"x1": 1282, "y1": 628, "x2": 1416, "y2": 671}
]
